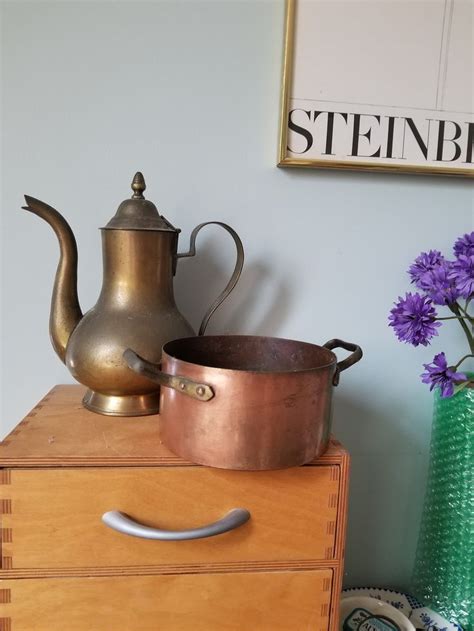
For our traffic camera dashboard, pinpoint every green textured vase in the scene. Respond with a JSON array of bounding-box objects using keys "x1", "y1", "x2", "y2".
[{"x1": 412, "y1": 382, "x2": 474, "y2": 630}]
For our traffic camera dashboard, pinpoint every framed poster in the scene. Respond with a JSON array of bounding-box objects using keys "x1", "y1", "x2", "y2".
[{"x1": 278, "y1": 0, "x2": 474, "y2": 177}]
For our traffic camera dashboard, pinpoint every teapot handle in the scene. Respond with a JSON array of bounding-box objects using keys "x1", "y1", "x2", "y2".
[{"x1": 177, "y1": 222, "x2": 244, "y2": 336}]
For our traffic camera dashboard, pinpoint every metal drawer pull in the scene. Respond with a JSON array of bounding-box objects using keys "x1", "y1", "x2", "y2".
[{"x1": 102, "y1": 508, "x2": 251, "y2": 541}]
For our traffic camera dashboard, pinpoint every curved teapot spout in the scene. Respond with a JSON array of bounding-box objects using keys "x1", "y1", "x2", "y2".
[{"x1": 22, "y1": 195, "x2": 83, "y2": 363}]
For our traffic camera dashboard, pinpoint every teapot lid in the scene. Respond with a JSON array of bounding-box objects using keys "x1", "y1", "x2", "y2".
[{"x1": 103, "y1": 172, "x2": 179, "y2": 232}]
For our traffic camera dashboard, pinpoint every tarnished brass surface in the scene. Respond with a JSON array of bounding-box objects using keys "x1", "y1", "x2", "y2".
[
  {"x1": 177, "y1": 222, "x2": 245, "y2": 336},
  {"x1": 66, "y1": 228, "x2": 195, "y2": 413},
  {"x1": 104, "y1": 172, "x2": 177, "y2": 232},
  {"x1": 22, "y1": 173, "x2": 244, "y2": 416},
  {"x1": 127, "y1": 335, "x2": 362, "y2": 470},
  {"x1": 123, "y1": 349, "x2": 214, "y2": 402},
  {"x1": 22, "y1": 196, "x2": 83, "y2": 362},
  {"x1": 82, "y1": 390, "x2": 162, "y2": 417}
]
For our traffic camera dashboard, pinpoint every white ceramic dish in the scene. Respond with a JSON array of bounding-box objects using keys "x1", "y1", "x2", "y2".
[
  {"x1": 342, "y1": 588, "x2": 463, "y2": 631},
  {"x1": 340, "y1": 596, "x2": 416, "y2": 631}
]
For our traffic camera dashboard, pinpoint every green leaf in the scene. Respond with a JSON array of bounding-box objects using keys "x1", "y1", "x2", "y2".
[{"x1": 453, "y1": 380, "x2": 474, "y2": 395}]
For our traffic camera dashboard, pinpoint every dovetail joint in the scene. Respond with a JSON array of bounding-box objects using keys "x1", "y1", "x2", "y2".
[
  {"x1": 322, "y1": 577, "x2": 331, "y2": 592},
  {"x1": 328, "y1": 493, "x2": 338, "y2": 509},
  {"x1": 1, "y1": 529, "x2": 12, "y2": 544},
  {"x1": 330, "y1": 466, "x2": 340, "y2": 481},
  {"x1": 0, "y1": 618, "x2": 12, "y2": 631},
  {"x1": 320, "y1": 603, "x2": 329, "y2": 617},
  {"x1": 326, "y1": 520, "x2": 336, "y2": 535},
  {"x1": 0, "y1": 471, "x2": 11, "y2": 485},
  {"x1": 0, "y1": 590, "x2": 11, "y2": 604},
  {"x1": 1, "y1": 558, "x2": 12, "y2": 570},
  {"x1": 0, "y1": 501, "x2": 11, "y2": 515}
]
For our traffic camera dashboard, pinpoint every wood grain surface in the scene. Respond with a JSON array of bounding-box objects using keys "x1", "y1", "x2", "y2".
[
  {"x1": 0, "y1": 465, "x2": 339, "y2": 570},
  {"x1": 0, "y1": 569, "x2": 333, "y2": 631},
  {"x1": 0, "y1": 385, "x2": 348, "y2": 467},
  {"x1": 0, "y1": 385, "x2": 350, "y2": 631}
]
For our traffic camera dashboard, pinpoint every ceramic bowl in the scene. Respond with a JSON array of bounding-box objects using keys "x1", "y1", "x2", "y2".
[
  {"x1": 340, "y1": 596, "x2": 416, "y2": 631},
  {"x1": 342, "y1": 588, "x2": 463, "y2": 631}
]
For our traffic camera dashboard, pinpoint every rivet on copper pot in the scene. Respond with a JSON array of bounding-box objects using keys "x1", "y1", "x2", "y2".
[
  {"x1": 196, "y1": 386, "x2": 205, "y2": 397},
  {"x1": 180, "y1": 382, "x2": 186, "y2": 390}
]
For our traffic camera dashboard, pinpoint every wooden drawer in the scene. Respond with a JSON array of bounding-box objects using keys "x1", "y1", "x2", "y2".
[
  {"x1": 0, "y1": 387, "x2": 349, "y2": 631},
  {"x1": 0, "y1": 465, "x2": 340, "y2": 571},
  {"x1": 0, "y1": 569, "x2": 333, "y2": 631}
]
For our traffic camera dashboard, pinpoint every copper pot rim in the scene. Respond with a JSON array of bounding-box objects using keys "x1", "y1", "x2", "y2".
[{"x1": 162, "y1": 334, "x2": 338, "y2": 376}]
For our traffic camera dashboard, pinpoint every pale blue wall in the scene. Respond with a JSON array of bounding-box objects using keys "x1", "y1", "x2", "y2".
[{"x1": 1, "y1": 1, "x2": 472, "y2": 589}]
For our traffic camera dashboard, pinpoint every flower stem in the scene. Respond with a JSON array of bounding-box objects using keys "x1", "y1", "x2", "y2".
[
  {"x1": 454, "y1": 354, "x2": 474, "y2": 369},
  {"x1": 457, "y1": 302, "x2": 474, "y2": 322},
  {"x1": 450, "y1": 303, "x2": 474, "y2": 354}
]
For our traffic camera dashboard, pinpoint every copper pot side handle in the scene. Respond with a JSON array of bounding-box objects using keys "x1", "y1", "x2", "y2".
[
  {"x1": 102, "y1": 508, "x2": 250, "y2": 541},
  {"x1": 123, "y1": 349, "x2": 214, "y2": 402},
  {"x1": 323, "y1": 339, "x2": 363, "y2": 386},
  {"x1": 176, "y1": 221, "x2": 244, "y2": 336}
]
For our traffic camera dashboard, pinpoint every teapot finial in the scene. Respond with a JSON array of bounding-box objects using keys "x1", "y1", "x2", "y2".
[
  {"x1": 131, "y1": 172, "x2": 146, "y2": 199},
  {"x1": 103, "y1": 172, "x2": 177, "y2": 231}
]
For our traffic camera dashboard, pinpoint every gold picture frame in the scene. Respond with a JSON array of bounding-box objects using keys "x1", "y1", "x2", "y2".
[{"x1": 278, "y1": 0, "x2": 474, "y2": 177}]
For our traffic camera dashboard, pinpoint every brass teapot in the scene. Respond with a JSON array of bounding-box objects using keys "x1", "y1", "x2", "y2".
[{"x1": 23, "y1": 172, "x2": 244, "y2": 416}]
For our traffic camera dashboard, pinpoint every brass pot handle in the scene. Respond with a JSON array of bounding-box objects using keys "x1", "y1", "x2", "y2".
[
  {"x1": 123, "y1": 349, "x2": 214, "y2": 402},
  {"x1": 177, "y1": 222, "x2": 244, "y2": 336},
  {"x1": 323, "y1": 339, "x2": 363, "y2": 386}
]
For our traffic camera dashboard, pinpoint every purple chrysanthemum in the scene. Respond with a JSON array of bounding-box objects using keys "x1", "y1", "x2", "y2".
[
  {"x1": 420, "y1": 261, "x2": 460, "y2": 305},
  {"x1": 408, "y1": 250, "x2": 445, "y2": 289},
  {"x1": 454, "y1": 231, "x2": 474, "y2": 258},
  {"x1": 421, "y1": 352, "x2": 467, "y2": 398},
  {"x1": 389, "y1": 292, "x2": 440, "y2": 347},
  {"x1": 449, "y1": 254, "x2": 474, "y2": 299}
]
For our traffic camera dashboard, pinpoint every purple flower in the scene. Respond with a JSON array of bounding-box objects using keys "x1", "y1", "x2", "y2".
[
  {"x1": 454, "y1": 231, "x2": 474, "y2": 258},
  {"x1": 408, "y1": 250, "x2": 445, "y2": 289},
  {"x1": 449, "y1": 254, "x2": 474, "y2": 298},
  {"x1": 421, "y1": 352, "x2": 467, "y2": 397},
  {"x1": 389, "y1": 292, "x2": 441, "y2": 347},
  {"x1": 420, "y1": 261, "x2": 460, "y2": 305}
]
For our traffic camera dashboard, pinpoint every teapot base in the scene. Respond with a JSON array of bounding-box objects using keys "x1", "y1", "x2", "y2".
[{"x1": 82, "y1": 389, "x2": 160, "y2": 417}]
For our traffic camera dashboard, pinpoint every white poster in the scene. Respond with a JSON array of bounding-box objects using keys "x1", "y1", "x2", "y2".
[{"x1": 279, "y1": 0, "x2": 474, "y2": 176}]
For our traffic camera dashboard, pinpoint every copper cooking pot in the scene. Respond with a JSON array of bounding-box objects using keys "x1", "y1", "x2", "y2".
[{"x1": 124, "y1": 336, "x2": 362, "y2": 470}]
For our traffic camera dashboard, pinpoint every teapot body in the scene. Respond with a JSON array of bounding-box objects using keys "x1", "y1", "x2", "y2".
[
  {"x1": 66, "y1": 229, "x2": 195, "y2": 415},
  {"x1": 22, "y1": 172, "x2": 244, "y2": 417}
]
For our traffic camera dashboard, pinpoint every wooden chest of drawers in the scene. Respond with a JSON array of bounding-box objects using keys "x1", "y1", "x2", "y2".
[{"x1": 0, "y1": 385, "x2": 349, "y2": 631}]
